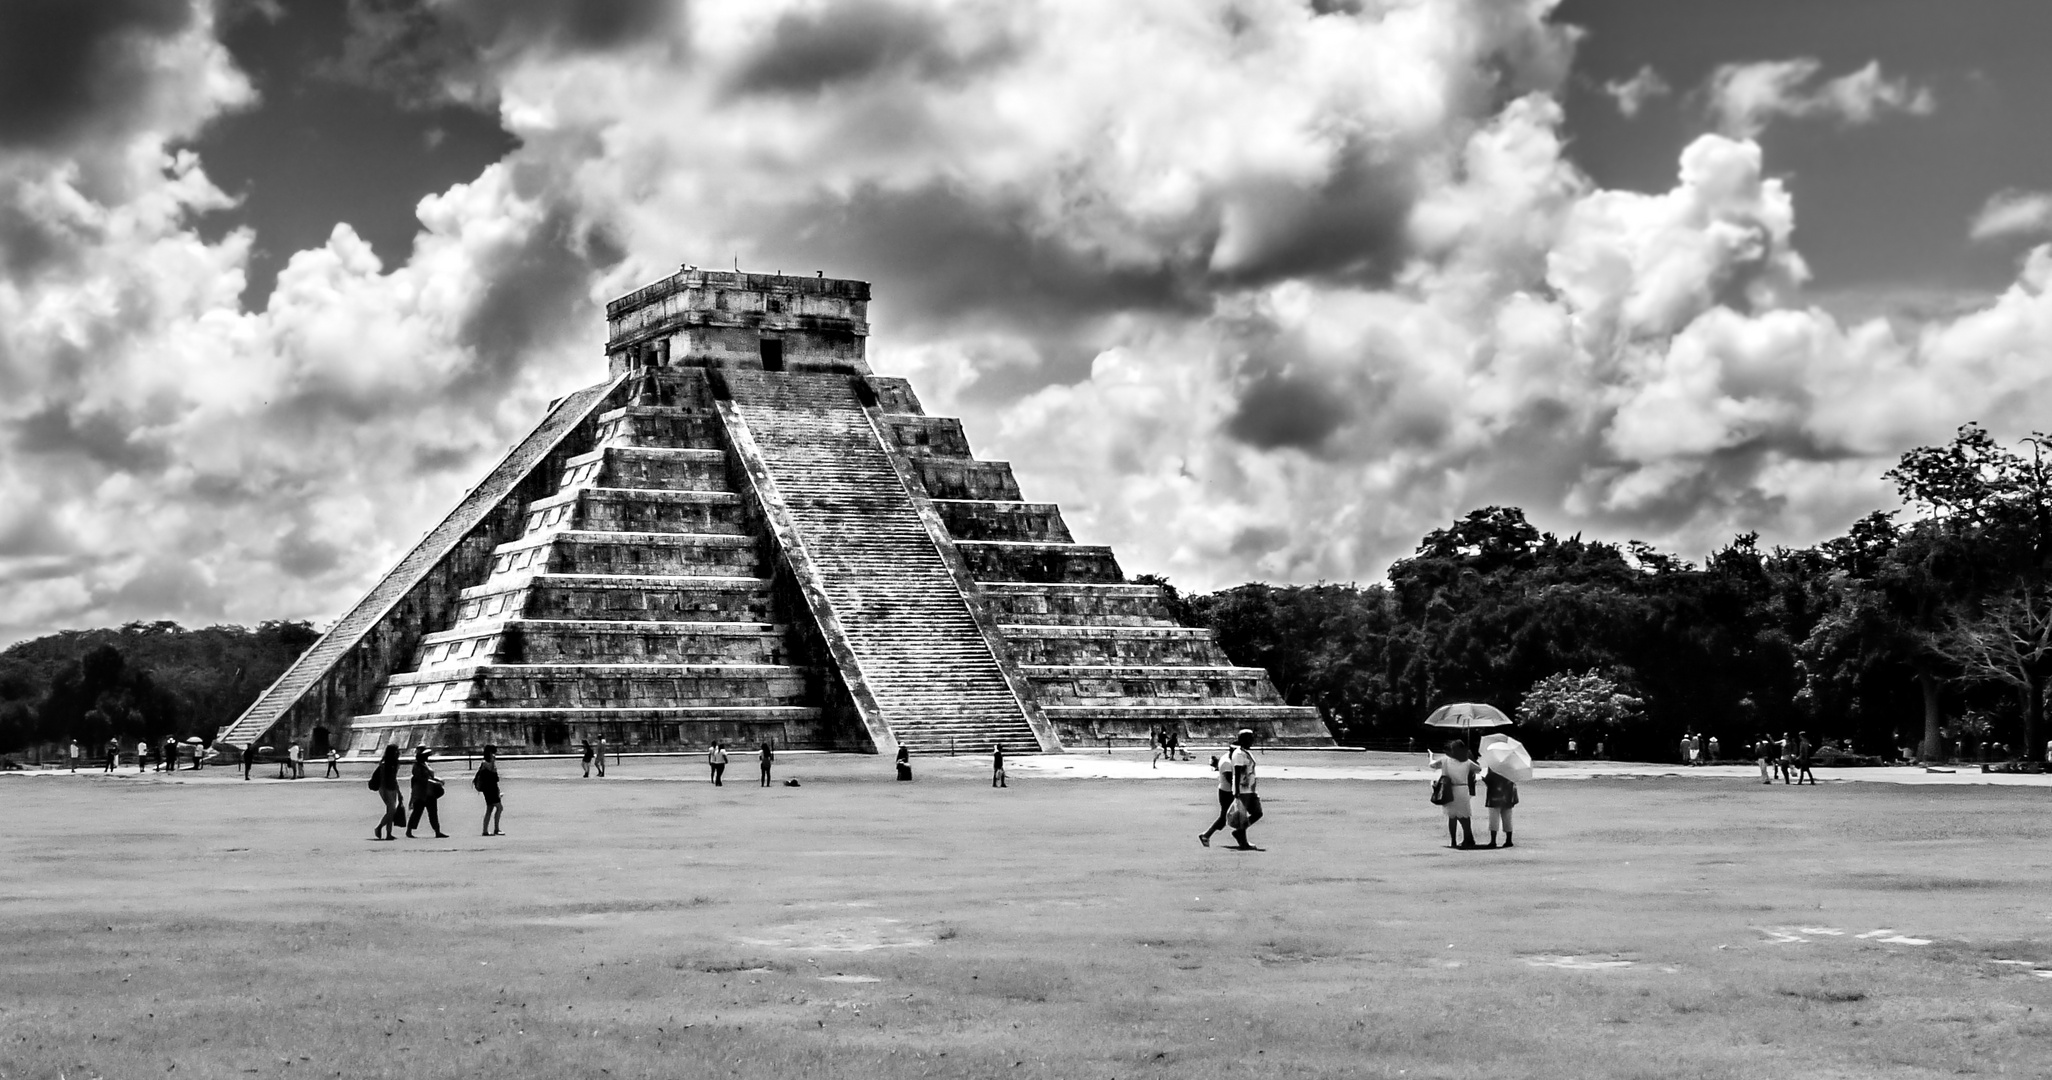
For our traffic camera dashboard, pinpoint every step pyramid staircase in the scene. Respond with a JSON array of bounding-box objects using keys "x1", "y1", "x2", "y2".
[{"x1": 225, "y1": 269, "x2": 1332, "y2": 758}]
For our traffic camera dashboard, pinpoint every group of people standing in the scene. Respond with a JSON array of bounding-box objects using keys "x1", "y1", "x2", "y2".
[{"x1": 1679, "y1": 732, "x2": 1721, "y2": 764}]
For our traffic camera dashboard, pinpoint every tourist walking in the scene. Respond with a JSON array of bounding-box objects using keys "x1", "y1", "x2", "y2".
[
  {"x1": 104, "y1": 737, "x2": 120, "y2": 772},
  {"x1": 1755, "y1": 735, "x2": 1774, "y2": 784},
  {"x1": 240, "y1": 741, "x2": 256, "y2": 780},
  {"x1": 894, "y1": 744, "x2": 911, "y2": 781},
  {"x1": 67, "y1": 739, "x2": 80, "y2": 772},
  {"x1": 1198, "y1": 742, "x2": 1235, "y2": 847},
  {"x1": 370, "y1": 745, "x2": 402, "y2": 841},
  {"x1": 1151, "y1": 727, "x2": 1166, "y2": 769},
  {"x1": 1777, "y1": 732, "x2": 1793, "y2": 783},
  {"x1": 1482, "y1": 764, "x2": 1518, "y2": 848},
  {"x1": 758, "y1": 742, "x2": 773, "y2": 787},
  {"x1": 992, "y1": 743, "x2": 1007, "y2": 788},
  {"x1": 325, "y1": 748, "x2": 340, "y2": 778},
  {"x1": 162, "y1": 736, "x2": 178, "y2": 773},
  {"x1": 1221, "y1": 729, "x2": 1263, "y2": 849},
  {"x1": 708, "y1": 742, "x2": 729, "y2": 785},
  {"x1": 1428, "y1": 739, "x2": 1481, "y2": 850},
  {"x1": 1794, "y1": 732, "x2": 1818, "y2": 785},
  {"x1": 473, "y1": 745, "x2": 503, "y2": 836},
  {"x1": 406, "y1": 747, "x2": 448, "y2": 838},
  {"x1": 135, "y1": 739, "x2": 148, "y2": 773},
  {"x1": 1678, "y1": 732, "x2": 1692, "y2": 766},
  {"x1": 596, "y1": 737, "x2": 607, "y2": 777},
  {"x1": 580, "y1": 739, "x2": 596, "y2": 778}
]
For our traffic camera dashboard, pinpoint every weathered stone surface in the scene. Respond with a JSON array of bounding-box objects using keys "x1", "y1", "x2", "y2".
[
  {"x1": 227, "y1": 269, "x2": 1331, "y2": 757},
  {"x1": 932, "y1": 500, "x2": 1073, "y2": 543}
]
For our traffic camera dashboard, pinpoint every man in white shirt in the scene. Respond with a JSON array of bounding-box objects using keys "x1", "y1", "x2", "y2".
[{"x1": 1197, "y1": 729, "x2": 1264, "y2": 850}]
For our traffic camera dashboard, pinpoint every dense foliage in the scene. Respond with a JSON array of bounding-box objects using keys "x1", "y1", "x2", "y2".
[
  {"x1": 0, "y1": 621, "x2": 318, "y2": 756},
  {"x1": 1179, "y1": 426, "x2": 2052, "y2": 761}
]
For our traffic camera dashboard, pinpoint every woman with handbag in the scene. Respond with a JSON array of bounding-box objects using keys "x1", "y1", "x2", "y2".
[
  {"x1": 406, "y1": 747, "x2": 448, "y2": 839},
  {"x1": 370, "y1": 744, "x2": 402, "y2": 841},
  {"x1": 1428, "y1": 740, "x2": 1481, "y2": 849}
]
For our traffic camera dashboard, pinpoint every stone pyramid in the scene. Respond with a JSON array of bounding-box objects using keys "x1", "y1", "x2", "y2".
[{"x1": 221, "y1": 270, "x2": 1333, "y2": 757}]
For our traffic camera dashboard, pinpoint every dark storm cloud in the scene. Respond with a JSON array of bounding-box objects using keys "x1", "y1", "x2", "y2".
[
  {"x1": 9, "y1": 402, "x2": 169, "y2": 475},
  {"x1": 772, "y1": 180, "x2": 1203, "y2": 334},
  {"x1": 730, "y1": 0, "x2": 1013, "y2": 96},
  {"x1": 1224, "y1": 370, "x2": 1353, "y2": 453},
  {"x1": 1207, "y1": 142, "x2": 1415, "y2": 289},
  {"x1": 0, "y1": 184, "x2": 87, "y2": 282},
  {"x1": 0, "y1": 0, "x2": 194, "y2": 150},
  {"x1": 455, "y1": 202, "x2": 621, "y2": 397},
  {"x1": 443, "y1": 0, "x2": 680, "y2": 56}
]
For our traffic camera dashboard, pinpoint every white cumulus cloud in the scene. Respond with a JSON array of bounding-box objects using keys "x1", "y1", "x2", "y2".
[{"x1": 7, "y1": 0, "x2": 2052, "y2": 647}]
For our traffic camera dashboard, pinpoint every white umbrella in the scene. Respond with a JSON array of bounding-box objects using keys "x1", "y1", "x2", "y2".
[
  {"x1": 1423, "y1": 702, "x2": 1512, "y2": 751},
  {"x1": 1423, "y1": 702, "x2": 1512, "y2": 728},
  {"x1": 1478, "y1": 733, "x2": 1534, "y2": 783}
]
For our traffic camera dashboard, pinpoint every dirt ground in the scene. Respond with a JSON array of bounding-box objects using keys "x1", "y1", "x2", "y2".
[{"x1": 4, "y1": 752, "x2": 2049, "y2": 1079}]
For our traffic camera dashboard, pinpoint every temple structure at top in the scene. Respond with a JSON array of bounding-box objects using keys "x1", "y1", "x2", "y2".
[{"x1": 221, "y1": 268, "x2": 1334, "y2": 757}]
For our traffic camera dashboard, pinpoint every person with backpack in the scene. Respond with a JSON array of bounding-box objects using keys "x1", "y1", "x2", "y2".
[
  {"x1": 473, "y1": 745, "x2": 503, "y2": 837},
  {"x1": 369, "y1": 745, "x2": 402, "y2": 841}
]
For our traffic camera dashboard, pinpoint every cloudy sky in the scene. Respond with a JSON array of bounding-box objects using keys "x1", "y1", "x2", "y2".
[{"x1": 4, "y1": 0, "x2": 2052, "y2": 646}]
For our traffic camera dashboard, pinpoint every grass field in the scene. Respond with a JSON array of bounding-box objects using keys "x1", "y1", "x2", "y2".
[{"x1": 4, "y1": 753, "x2": 2050, "y2": 1079}]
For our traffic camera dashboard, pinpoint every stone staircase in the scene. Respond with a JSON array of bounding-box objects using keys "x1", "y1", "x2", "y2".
[
  {"x1": 875, "y1": 404, "x2": 1334, "y2": 749},
  {"x1": 342, "y1": 377, "x2": 842, "y2": 756},
  {"x1": 216, "y1": 378, "x2": 624, "y2": 753},
  {"x1": 722, "y1": 372, "x2": 1042, "y2": 754}
]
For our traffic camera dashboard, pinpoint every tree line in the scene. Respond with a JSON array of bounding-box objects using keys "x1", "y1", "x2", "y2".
[
  {"x1": 1156, "y1": 425, "x2": 2052, "y2": 763},
  {"x1": 3, "y1": 427, "x2": 2044, "y2": 766},
  {"x1": 0, "y1": 621, "x2": 319, "y2": 758}
]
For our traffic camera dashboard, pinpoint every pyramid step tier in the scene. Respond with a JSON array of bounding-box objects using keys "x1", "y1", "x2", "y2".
[
  {"x1": 376, "y1": 662, "x2": 816, "y2": 712},
  {"x1": 958, "y1": 540, "x2": 1123, "y2": 584},
  {"x1": 1022, "y1": 664, "x2": 1285, "y2": 705},
  {"x1": 980, "y1": 583, "x2": 1182, "y2": 626},
  {"x1": 932, "y1": 500, "x2": 1073, "y2": 543},
  {"x1": 1042, "y1": 705, "x2": 1333, "y2": 747},
  {"x1": 486, "y1": 530, "x2": 761, "y2": 580},
  {"x1": 522, "y1": 488, "x2": 747, "y2": 537},
  {"x1": 558, "y1": 445, "x2": 733, "y2": 493},
  {"x1": 998, "y1": 625, "x2": 1230, "y2": 665},
  {"x1": 455, "y1": 574, "x2": 776, "y2": 625},
  {"x1": 346, "y1": 706, "x2": 838, "y2": 756},
  {"x1": 594, "y1": 405, "x2": 724, "y2": 450},
  {"x1": 912, "y1": 456, "x2": 1022, "y2": 501},
  {"x1": 412, "y1": 619, "x2": 791, "y2": 670}
]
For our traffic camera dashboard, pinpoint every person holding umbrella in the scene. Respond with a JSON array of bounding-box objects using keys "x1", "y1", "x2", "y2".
[{"x1": 1477, "y1": 733, "x2": 1530, "y2": 848}]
